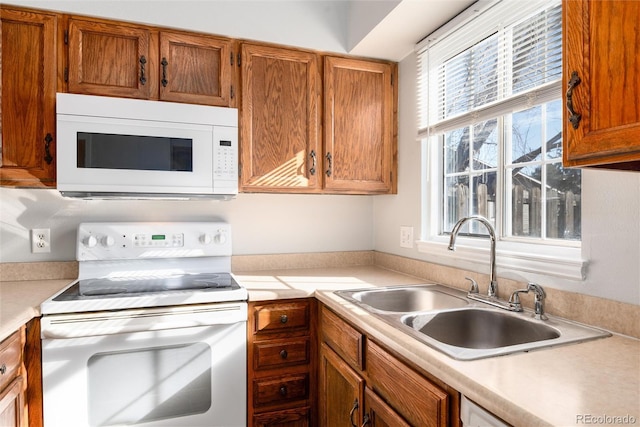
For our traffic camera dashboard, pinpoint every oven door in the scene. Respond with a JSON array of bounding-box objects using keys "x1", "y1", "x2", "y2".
[
  {"x1": 41, "y1": 303, "x2": 247, "y2": 427},
  {"x1": 56, "y1": 113, "x2": 220, "y2": 195}
]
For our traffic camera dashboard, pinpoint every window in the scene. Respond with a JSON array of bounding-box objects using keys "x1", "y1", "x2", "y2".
[{"x1": 417, "y1": 0, "x2": 585, "y2": 279}]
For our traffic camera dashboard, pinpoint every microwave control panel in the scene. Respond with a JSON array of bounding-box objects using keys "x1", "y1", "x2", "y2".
[{"x1": 213, "y1": 126, "x2": 238, "y2": 184}]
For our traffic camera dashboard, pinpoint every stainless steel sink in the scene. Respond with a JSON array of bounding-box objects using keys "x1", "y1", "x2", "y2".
[
  {"x1": 403, "y1": 308, "x2": 560, "y2": 349},
  {"x1": 334, "y1": 284, "x2": 611, "y2": 360},
  {"x1": 346, "y1": 285, "x2": 469, "y2": 313}
]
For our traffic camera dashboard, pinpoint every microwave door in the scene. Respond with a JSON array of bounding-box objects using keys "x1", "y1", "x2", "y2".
[{"x1": 57, "y1": 115, "x2": 214, "y2": 195}]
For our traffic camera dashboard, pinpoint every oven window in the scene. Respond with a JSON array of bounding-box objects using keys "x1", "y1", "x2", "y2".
[
  {"x1": 77, "y1": 132, "x2": 193, "y2": 172},
  {"x1": 87, "y1": 343, "x2": 211, "y2": 426}
]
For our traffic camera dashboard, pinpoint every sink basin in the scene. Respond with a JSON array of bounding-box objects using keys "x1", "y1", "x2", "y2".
[
  {"x1": 334, "y1": 284, "x2": 611, "y2": 360},
  {"x1": 403, "y1": 308, "x2": 560, "y2": 349},
  {"x1": 339, "y1": 285, "x2": 469, "y2": 313}
]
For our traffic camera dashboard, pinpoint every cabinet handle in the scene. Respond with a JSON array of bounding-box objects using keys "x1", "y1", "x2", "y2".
[
  {"x1": 139, "y1": 56, "x2": 147, "y2": 85},
  {"x1": 361, "y1": 413, "x2": 371, "y2": 427},
  {"x1": 161, "y1": 57, "x2": 169, "y2": 88},
  {"x1": 279, "y1": 385, "x2": 287, "y2": 396},
  {"x1": 280, "y1": 314, "x2": 288, "y2": 324},
  {"x1": 566, "y1": 71, "x2": 582, "y2": 129},
  {"x1": 349, "y1": 398, "x2": 359, "y2": 427},
  {"x1": 280, "y1": 349, "x2": 288, "y2": 359},
  {"x1": 309, "y1": 150, "x2": 317, "y2": 175},
  {"x1": 325, "y1": 152, "x2": 332, "y2": 177},
  {"x1": 0, "y1": 364, "x2": 6, "y2": 375},
  {"x1": 44, "y1": 133, "x2": 53, "y2": 165}
]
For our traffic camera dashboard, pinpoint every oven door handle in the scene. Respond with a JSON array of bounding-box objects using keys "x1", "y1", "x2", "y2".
[{"x1": 41, "y1": 302, "x2": 247, "y2": 339}]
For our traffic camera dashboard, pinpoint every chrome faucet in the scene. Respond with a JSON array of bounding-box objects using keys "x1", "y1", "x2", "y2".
[
  {"x1": 448, "y1": 215, "x2": 498, "y2": 298},
  {"x1": 509, "y1": 283, "x2": 548, "y2": 320}
]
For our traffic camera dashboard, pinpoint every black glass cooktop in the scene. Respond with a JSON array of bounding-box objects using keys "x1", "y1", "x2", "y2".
[{"x1": 54, "y1": 273, "x2": 239, "y2": 301}]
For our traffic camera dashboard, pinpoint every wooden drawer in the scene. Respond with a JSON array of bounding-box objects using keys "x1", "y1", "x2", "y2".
[
  {"x1": 253, "y1": 373, "x2": 309, "y2": 407},
  {"x1": 366, "y1": 340, "x2": 449, "y2": 427},
  {"x1": 253, "y1": 407, "x2": 310, "y2": 427},
  {"x1": 253, "y1": 301, "x2": 310, "y2": 335},
  {"x1": 0, "y1": 331, "x2": 23, "y2": 392},
  {"x1": 254, "y1": 338, "x2": 310, "y2": 370},
  {"x1": 320, "y1": 305, "x2": 363, "y2": 370}
]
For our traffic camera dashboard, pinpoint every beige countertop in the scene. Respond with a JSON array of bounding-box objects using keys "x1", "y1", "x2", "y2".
[{"x1": 1, "y1": 266, "x2": 639, "y2": 426}]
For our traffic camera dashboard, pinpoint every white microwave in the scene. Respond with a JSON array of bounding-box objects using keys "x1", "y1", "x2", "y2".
[{"x1": 56, "y1": 93, "x2": 238, "y2": 199}]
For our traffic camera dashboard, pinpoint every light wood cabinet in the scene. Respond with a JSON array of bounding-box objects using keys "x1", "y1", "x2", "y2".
[
  {"x1": 67, "y1": 17, "x2": 234, "y2": 106},
  {"x1": 248, "y1": 299, "x2": 315, "y2": 427},
  {"x1": 0, "y1": 6, "x2": 59, "y2": 187},
  {"x1": 563, "y1": 0, "x2": 640, "y2": 170},
  {"x1": 319, "y1": 304, "x2": 460, "y2": 427},
  {"x1": 240, "y1": 43, "x2": 321, "y2": 192},
  {"x1": 323, "y1": 56, "x2": 396, "y2": 193},
  {"x1": 239, "y1": 44, "x2": 397, "y2": 194},
  {"x1": 0, "y1": 329, "x2": 27, "y2": 427}
]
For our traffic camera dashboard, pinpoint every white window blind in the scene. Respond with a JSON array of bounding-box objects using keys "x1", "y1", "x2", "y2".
[{"x1": 417, "y1": 0, "x2": 562, "y2": 139}]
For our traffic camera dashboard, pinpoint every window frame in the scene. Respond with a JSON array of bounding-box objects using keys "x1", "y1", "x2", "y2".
[{"x1": 415, "y1": 0, "x2": 586, "y2": 281}]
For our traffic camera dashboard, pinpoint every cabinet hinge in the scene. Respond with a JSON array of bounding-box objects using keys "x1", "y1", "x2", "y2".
[
  {"x1": 64, "y1": 67, "x2": 68, "y2": 83},
  {"x1": 64, "y1": 30, "x2": 69, "y2": 45},
  {"x1": 237, "y1": 53, "x2": 241, "y2": 67}
]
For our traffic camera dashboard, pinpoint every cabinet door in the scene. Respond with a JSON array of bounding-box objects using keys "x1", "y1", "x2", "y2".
[
  {"x1": 240, "y1": 43, "x2": 321, "y2": 192},
  {"x1": 563, "y1": 0, "x2": 640, "y2": 169},
  {"x1": 68, "y1": 18, "x2": 152, "y2": 98},
  {"x1": 0, "y1": 377, "x2": 25, "y2": 427},
  {"x1": 0, "y1": 7, "x2": 57, "y2": 187},
  {"x1": 324, "y1": 56, "x2": 396, "y2": 193},
  {"x1": 159, "y1": 31, "x2": 232, "y2": 106},
  {"x1": 319, "y1": 343, "x2": 363, "y2": 427},
  {"x1": 363, "y1": 387, "x2": 410, "y2": 427}
]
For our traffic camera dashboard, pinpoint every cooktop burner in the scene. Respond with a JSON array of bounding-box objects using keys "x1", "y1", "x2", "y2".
[{"x1": 53, "y1": 273, "x2": 239, "y2": 301}]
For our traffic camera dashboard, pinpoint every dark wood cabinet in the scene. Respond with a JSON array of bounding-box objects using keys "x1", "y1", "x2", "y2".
[
  {"x1": 563, "y1": 0, "x2": 640, "y2": 170},
  {"x1": 323, "y1": 56, "x2": 396, "y2": 193},
  {"x1": 0, "y1": 329, "x2": 26, "y2": 427},
  {"x1": 67, "y1": 17, "x2": 234, "y2": 106},
  {"x1": 318, "y1": 304, "x2": 460, "y2": 427},
  {"x1": 248, "y1": 299, "x2": 315, "y2": 427},
  {"x1": 239, "y1": 43, "x2": 321, "y2": 192},
  {"x1": 0, "y1": 6, "x2": 59, "y2": 187}
]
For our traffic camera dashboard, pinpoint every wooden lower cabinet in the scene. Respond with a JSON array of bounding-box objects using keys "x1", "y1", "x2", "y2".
[
  {"x1": 0, "y1": 328, "x2": 27, "y2": 427},
  {"x1": 319, "y1": 304, "x2": 460, "y2": 427},
  {"x1": 249, "y1": 299, "x2": 316, "y2": 427}
]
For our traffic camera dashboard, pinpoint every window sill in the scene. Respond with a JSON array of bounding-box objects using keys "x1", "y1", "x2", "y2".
[{"x1": 416, "y1": 237, "x2": 587, "y2": 281}]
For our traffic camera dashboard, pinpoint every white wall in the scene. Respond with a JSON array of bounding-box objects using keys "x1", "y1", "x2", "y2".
[
  {"x1": 373, "y1": 52, "x2": 640, "y2": 305},
  {"x1": 0, "y1": 189, "x2": 373, "y2": 261}
]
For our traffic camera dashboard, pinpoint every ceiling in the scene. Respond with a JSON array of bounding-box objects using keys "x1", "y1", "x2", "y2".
[{"x1": 349, "y1": 0, "x2": 476, "y2": 61}]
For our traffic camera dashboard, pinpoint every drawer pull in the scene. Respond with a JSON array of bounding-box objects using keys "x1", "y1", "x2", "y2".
[
  {"x1": 349, "y1": 398, "x2": 359, "y2": 427},
  {"x1": 280, "y1": 349, "x2": 288, "y2": 359},
  {"x1": 279, "y1": 386, "x2": 287, "y2": 396},
  {"x1": 280, "y1": 314, "x2": 288, "y2": 324},
  {"x1": 0, "y1": 364, "x2": 6, "y2": 375}
]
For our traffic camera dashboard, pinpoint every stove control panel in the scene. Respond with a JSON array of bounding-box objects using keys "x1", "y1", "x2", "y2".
[{"x1": 77, "y1": 222, "x2": 231, "y2": 261}]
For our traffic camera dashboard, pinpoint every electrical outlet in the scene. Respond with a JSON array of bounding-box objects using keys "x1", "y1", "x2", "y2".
[
  {"x1": 400, "y1": 226, "x2": 414, "y2": 248},
  {"x1": 31, "y1": 228, "x2": 51, "y2": 253}
]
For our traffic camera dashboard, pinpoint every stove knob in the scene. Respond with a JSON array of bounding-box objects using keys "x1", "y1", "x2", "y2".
[
  {"x1": 214, "y1": 231, "x2": 227, "y2": 245},
  {"x1": 199, "y1": 234, "x2": 213, "y2": 245},
  {"x1": 83, "y1": 235, "x2": 98, "y2": 248},
  {"x1": 101, "y1": 235, "x2": 115, "y2": 247}
]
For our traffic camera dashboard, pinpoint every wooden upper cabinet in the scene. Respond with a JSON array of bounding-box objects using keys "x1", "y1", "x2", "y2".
[
  {"x1": 240, "y1": 43, "x2": 321, "y2": 192},
  {"x1": 67, "y1": 18, "x2": 152, "y2": 99},
  {"x1": 159, "y1": 31, "x2": 232, "y2": 106},
  {"x1": 67, "y1": 17, "x2": 234, "y2": 106},
  {"x1": 563, "y1": 0, "x2": 640, "y2": 170},
  {"x1": 324, "y1": 56, "x2": 396, "y2": 193},
  {"x1": 0, "y1": 7, "x2": 58, "y2": 187}
]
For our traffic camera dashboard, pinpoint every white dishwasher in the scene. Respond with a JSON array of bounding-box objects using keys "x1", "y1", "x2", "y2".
[{"x1": 461, "y1": 395, "x2": 510, "y2": 427}]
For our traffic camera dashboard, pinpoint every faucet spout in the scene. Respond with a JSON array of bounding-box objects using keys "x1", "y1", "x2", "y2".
[{"x1": 448, "y1": 215, "x2": 498, "y2": 298}]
